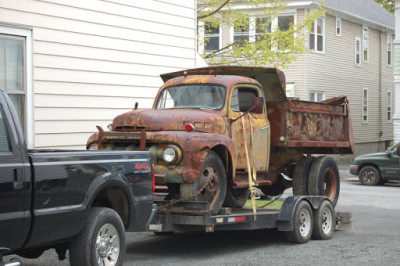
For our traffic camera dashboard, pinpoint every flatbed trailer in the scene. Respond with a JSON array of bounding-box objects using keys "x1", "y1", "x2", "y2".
[{"x1": 149, "y1": 196, "x2": 352, "y2": 244}]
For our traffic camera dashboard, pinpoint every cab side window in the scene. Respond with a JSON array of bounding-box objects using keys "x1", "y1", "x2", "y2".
[
  {"x1": 231, "y1": 87, "x2": 259, "y2": 112},
  {"x1": 0, "y1": 109, "x2": 11, "y2": 152}
]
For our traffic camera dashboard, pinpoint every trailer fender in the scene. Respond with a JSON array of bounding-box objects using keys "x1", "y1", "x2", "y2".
[{"x1": 277, "y1": 196, "x2": 329, "y2": 232}]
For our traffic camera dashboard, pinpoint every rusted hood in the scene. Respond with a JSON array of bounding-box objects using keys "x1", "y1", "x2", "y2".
[{"x1": 111, "y1": 109, "x2": 227, "y2": 134}]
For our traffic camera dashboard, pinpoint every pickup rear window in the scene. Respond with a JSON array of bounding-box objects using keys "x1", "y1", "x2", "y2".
[
  {"x1": 155, "y1": 85, "x2": 225, "y2": 110},
  {"x1": 0, "y1": 109, "x2": 10, "y2": 152}
]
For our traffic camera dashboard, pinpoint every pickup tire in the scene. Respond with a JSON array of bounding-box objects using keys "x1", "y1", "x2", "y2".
[
  {"x1": 223, "y1": 187, "x2": 249, "y2": 208},
  {"x1": 292, "y1": 156, "x2": 315, "y2": 196},
  {"x1": 358, "y1": 166, "x2": 380, "y2": 186},
  {"x1": 308, "y1": 156, "x2": 340, "y2": 207},
  {"x1": 285, "y1": 200, "x2": 313, "y2": 244},
  {"x1": 312, "y1": 200, "x2": 335, "y2": 240},
  {"x1": 180, "y1": 151, "x2": 227, "y2": 215},
  {"x1": 69, "y1": 207, "x2": 125, "y2": 266}
]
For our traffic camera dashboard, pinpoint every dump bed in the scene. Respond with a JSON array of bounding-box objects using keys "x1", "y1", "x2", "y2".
[{"x1": 161, "y1": 66, "x2": 354, "y2": 154}]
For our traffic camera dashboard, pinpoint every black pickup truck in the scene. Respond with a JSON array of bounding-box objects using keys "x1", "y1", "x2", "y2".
[{"x1": 0, "y1": 89, "x2": 156, "y2": 266}]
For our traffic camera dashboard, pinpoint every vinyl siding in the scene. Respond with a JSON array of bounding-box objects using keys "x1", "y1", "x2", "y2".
[
  {"x1": 0, "y1": 0, "x2": 197, "y2": 149},
  {"x1": 302, "y1": 14, "x2": 394, "y2": 149}
]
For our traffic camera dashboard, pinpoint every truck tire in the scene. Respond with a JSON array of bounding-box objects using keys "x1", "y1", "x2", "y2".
[
  {"x1": 69, "y1": 207, "x2": 125, "y2": 266},
  {"x1": 312, "y1": 200, "x2": 335, "y2": 240},
  {"x1": 180, "y1": 151, "x2": 227, "y2": 215},
  {"x1": 359, "y1": 166, "x2": 380, "y2": 186},
  {"x1": 308, "y1": 156, "x2": 340, "y2": 207},
  {"x1": 292, "y1": 156, "x2": 315, "y2": 196},
  {"x1": 285, "y1": 200, "x2": 313, "y2": 244},
  {"x1": 223, "y1": 187, "x2": 249, "y2": 208}
]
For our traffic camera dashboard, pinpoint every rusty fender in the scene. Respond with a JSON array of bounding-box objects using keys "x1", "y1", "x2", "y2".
[{"x1": 181, "y1": 132, "x2": 236, "y2": 183}]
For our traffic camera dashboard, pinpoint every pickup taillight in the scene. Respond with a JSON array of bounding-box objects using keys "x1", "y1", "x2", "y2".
[{"x1": 152, "y1": 164, "x2": 155, "y2": 192}]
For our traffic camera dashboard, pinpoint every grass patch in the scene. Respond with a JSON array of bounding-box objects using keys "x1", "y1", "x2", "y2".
[{"x1": 244, "y1": 198, "x2": 283, "y2": 209}]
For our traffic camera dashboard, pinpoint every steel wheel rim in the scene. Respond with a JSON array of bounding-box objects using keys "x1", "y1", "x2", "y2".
[
  {"x1": 95, "y1": 223, "x2": 120, "y2": 266},
  {"x1": 200, "y1": 166, "x2": 219, "y2": 203},
  {"x1": 362, "y1": 170, "x2": 375, "y2": 184},
  {"x1": 323, "y1": 168, "x2": 337, "y2": 201},
  {"x1": 320, "y1": 206, "x2": 333, "y2": 234},
  {"x1": 299, "y1": 208, "x2": 312, "y2": 237}
]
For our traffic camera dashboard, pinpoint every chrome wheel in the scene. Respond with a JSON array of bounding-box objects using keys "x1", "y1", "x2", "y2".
[
  {"x1": 96, "y1": 223, "x2": 120, "y2": 266},
  {"x1": 320, "y1": 206, "x2": 333, "y2": 235}
]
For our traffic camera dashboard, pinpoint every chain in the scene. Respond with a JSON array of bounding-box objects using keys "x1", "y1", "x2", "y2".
[{"x1": 157, "y1": 173, "x2": 220, "y2": 215}]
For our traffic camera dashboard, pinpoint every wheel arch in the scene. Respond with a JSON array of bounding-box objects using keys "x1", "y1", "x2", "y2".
[
  {"x1": 211, "y1": 144, "x2": 234, "y2": 184},
  {"x1": 358, "y1": 163, "x2": 382, "y2": 176},
  {"x1": 86, "y1": 181, "x2": 133, "y2": 230},
  {"x1": 277, "y1": 196, "x2": 328, "y2": 232}
]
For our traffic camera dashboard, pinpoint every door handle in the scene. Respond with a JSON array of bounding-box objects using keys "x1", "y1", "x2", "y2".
[{"x1": 13, "y1": 168, "x2": 24, "y2": 190}]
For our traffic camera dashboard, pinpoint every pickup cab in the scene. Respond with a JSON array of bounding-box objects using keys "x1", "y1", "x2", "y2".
[
  {"x1": 88, "y1": 66, "x2": 354, "y2": 215},
  {"x1": 0, "y1": 89, "x2": 155, "y2": 266},
  {"x1": 350, "y1": 142, "x2": 400, "y2": 185}
]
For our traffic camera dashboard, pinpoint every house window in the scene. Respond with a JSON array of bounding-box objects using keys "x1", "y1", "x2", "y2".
[
  {"x1": 204, "y1": 22, "x2": 220, "y2": 53},
  {"x1": 0, "y1": 108, "x2": 11, "y2": 152},
  {"x1": 387, "y1": 90, "x2": 392, "y2": 122},
  {"x1": 336, "y1": 18, "x2": 341, "y2": 36},
  {"x1": 255, "y1": 17, "x2": 271, "y2": 43},
  {"x1": 362, "y1": 88, "x2": 368, "y2": 123},
  {"x1": 0, "y1": 26, "x2": 32, "y2": 148},
  {"x1": 278, "y1": 15, "x2": 294, "y2": 50},
  {"x1": 387, "y1": 34, "x2": 392, "y2": 66},
  {"x1": 355, "y1": 37, "x2": 361, "y2": 66},
  {"x1": 310, "y1": 91, "x2": 325, "y2": 102},
  {"x1": 309, "y1": 18, "x2": 325, "y2": 52},
  {"x1": 234, "y1": 19, "x2": 250, "y2": 47},
  {"x1": 362, "y1": 27, "x2": 368, "y2": 62}
]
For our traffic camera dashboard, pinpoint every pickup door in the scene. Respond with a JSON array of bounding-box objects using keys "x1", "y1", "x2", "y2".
[{"x1": 0, "y1": 92, "x2": 31, "y2": 251}]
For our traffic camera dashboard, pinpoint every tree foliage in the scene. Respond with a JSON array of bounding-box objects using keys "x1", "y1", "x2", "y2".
[
  {"x1": 198, "y1": 0, "x2": 326, "y2": 68},
  {"x1": 374, "y1": 0, "x2": 395, "y2": 14}
]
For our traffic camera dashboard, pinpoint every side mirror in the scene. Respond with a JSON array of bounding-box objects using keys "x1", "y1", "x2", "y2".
[
  {"x1": 251, "y1": 97, "x2": 263, "y2": 114},
  {"x1": 396, "y1": 143, "x2": 400, "y2": 156}
]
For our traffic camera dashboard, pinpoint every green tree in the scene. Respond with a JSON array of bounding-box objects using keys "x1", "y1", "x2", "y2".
[
  {"x1": 198, "y1": 0, "x2": 326, "y2": 68},
  {"x1": 374, "y1": 0, "x2": 395, "y2": 13}
]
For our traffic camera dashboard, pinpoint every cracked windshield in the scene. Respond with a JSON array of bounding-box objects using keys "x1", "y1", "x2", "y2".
[{"x1": 155, "y1": 85, "x2": 225, "y2": 110}]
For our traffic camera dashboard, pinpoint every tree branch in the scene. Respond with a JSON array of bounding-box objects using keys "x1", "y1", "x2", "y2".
[{"x1": 198, "y1": 0, "x2": 231, "y2": 20}]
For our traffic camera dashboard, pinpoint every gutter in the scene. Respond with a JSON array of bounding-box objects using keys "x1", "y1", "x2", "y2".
[{"x1": 287, "y1": 2, "x2": 395, "y2": 31}]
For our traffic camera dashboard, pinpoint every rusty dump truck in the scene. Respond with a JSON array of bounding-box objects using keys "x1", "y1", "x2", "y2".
[{"x1": 87, "y1": 66, "x2": 354, "y2": 220}]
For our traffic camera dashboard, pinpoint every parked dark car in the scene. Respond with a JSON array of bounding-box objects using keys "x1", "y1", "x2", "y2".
[{"x1": 350, "y1": 143, "x2": 400, "y2": 185}]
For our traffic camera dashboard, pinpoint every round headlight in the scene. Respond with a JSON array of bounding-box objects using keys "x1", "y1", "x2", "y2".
[
  {"x1": 162, "y1": 147, "x2": 177, "y2": 163},
  {"x1": 88, "y1": 143, "x2": 99, "y2": 150}
]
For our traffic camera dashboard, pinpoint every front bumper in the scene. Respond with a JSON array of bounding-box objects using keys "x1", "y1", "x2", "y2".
[{"x1": 349, "y1": 165, "x2": 359, "y2": 175}]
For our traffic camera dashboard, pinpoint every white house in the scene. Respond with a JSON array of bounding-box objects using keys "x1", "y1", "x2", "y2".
[{"x1": 0, "y1": 0, "x2": 202, "y2": 149}]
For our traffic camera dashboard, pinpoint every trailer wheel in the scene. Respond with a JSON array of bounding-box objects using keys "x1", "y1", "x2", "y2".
[
  {"x1": 285, "y1": 200, "x2": 313, "y2": 244},
  {"x1": 223, "y1": 187, "x2": 249, "y2": 208},
  {"x1": 359, "y1": 166, "x2": 380, "y2": 186},
  {"x1": 292, "y1": 156, "x2": 315, "y2": 196},
  {"x1": 180, "y1": 151, "x2": 227, "y2": 215},
  {"x1": 69, "y1": 207, "x2": 125, "y2": 266},
  {"x1": 312, "y1": 200, "x2": 335, "y2": 240},
  {"x1": 308, "y1": 156, "x2": 340, "y2": 207}
]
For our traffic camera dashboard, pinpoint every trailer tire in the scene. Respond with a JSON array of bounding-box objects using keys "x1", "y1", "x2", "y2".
[
  {"x1": 180, "y1": 151, "x2": 227, "y2": 215},
  {"x1": 308, "y1": 156, "x2": 340, "y2": 207},
  {"x1": 223, "y1": 187, "x2": 249, "y2": 208},
  {"x1": 312, "y1": 200, "x2": 335, "y2": 240},
  {"x1": 69, "y1": 207, "x2": 125, "y2": 266},
  {"x1": 358, "y1": 166, "x2": 380, "y2": 186},
  {"x1": 292, "y1": 156, "x2": 315, "y2": 196},
  {"x1": 285, "y1": 200, "x2": 313, "y2": 244}
]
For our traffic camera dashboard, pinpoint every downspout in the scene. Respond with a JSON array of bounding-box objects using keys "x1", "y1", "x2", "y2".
[{"x1": 379, "y1": 32, "x2": 383, "y2": 151}]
